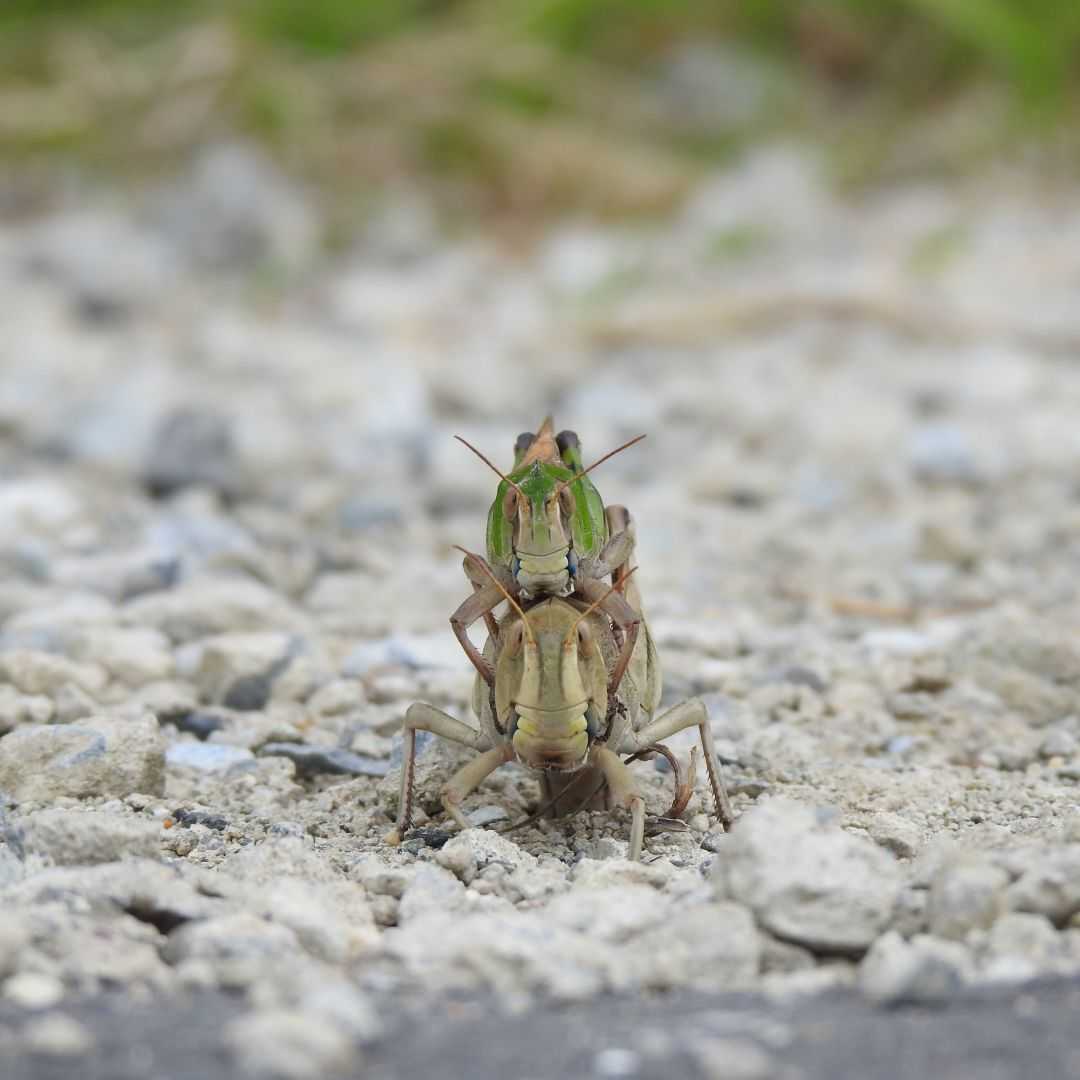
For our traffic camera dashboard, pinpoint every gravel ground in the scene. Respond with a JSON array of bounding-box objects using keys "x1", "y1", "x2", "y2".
[{"x1": 2, "y1": 140, "x2": 1080, "y2": 1078}]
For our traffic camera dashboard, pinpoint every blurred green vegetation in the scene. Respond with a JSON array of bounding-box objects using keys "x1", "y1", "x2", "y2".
[{"x1": 2, "y1": 0, "x2": 1078, "y2": 220}]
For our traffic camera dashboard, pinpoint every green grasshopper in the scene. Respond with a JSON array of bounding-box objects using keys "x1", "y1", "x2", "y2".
[
  {"x1": 389, "y1": 552, "x2": 733, "y2": 860},
  {"x1": 451, "y1": 419, "x2": 646, "y2": 697}
]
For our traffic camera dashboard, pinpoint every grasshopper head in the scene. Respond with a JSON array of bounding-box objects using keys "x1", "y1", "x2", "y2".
[{"x1": 495, "y1": 600, "x2": 608, "y2": 772}]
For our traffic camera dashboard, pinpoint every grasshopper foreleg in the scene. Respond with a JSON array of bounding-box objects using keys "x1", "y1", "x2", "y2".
[
  {"x1": 590, "y1": 744, "x2": 646, "y2": 861},
  {"x1": 576, "y1": 576, "x2": 640, "y2": 696},
  {"x1": 386, "y1": 702, "x2": 490, "y2": 845},
  {"x1": 450, "y1": 550, "x2": 517, "y2": 686},
  {"x1": 441, "y1": 744, "x2": 514, "y2": 830}
]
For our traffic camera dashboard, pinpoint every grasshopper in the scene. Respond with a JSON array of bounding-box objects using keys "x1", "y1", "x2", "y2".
[
  {"x1": 451, "y1": 419, "x2": 646, "y2": 697},
  {"x1": 388, "y1": 552, "x2": 733, "y2": 860}
]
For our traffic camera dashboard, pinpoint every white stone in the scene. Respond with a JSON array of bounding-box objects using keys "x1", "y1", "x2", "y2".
[
  {"x1": 225, "y1": 1007, "x2": 354, "y2": 1080},
  {"x1": 17, "y1": 808, "x2": 160, "y2": 865},
  {"x1": 0, "y1": 714, "x2": 165, "y2": 799},
  {"x1": 715, "y1": 798, "x2": 901, "y2": 954},
  {"x1": 70, "y1": 628, "x2": 175, "y2": 687},
  {"x1": 435, "y1": 828, "x2": 536, "y2": 885},
  {"x1": 859, "y1": 931, "x2": 972, "y2": 1004},
  {"x1": 0, "y1": 649, "x2": 107, "y2": 696},
  {"x1": 0, "y1": 685, "x2": 53, "y2": 733},
  {"x1": 3, "y1": 972, "x2": 65, "y2": 1009},
  {"x1": 22, "y1": 1015, "x2": 95, "y2": 1056},
  {"x1": 928, "y1": 859, "x2": 1010, "y2": 940}
]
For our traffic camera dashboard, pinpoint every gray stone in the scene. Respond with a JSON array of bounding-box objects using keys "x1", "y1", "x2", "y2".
[
  {"x1": 468, "y1": 805, "x2": 510, "y2": 827},
  {"x1": 341, "y1": 633, "x2": 463, "y2": 677},
  {"x1": 715, "y1": 799, "x2": 901, "y2": 954},
  {"x1": 928, "y1": 860, "x2": 1010, "y2": 940},
  {"x1": 50, "y1": 548, "x2": 180, "y2": 603},
  {"x1": 166, "y1": 742, "x2": 255, "y2": 773},
  {"x1": 194, "y1": 632, "x2": 294, "y2": 708},
  {"x1": 15, "y1": 809, "x2": 160, "y2": 865},
  {"x1": 143, "y1": 407, "x2": 241, "y2": 498},
  {"x1": 859, "y1": 931, "x2": 973, "y2": 1004},
  {"x1": 259, "y1": 743, "x2": 390, "y2": 778},
  {"x1": 908, "y1": 424, "x2": 982, "y2": 485},
  {"x1": 0, "y1": 715, "x2": 165, "y2": 800},
  {"x1": 172, "y1": 709, "x2": 225, "y2": 740}
]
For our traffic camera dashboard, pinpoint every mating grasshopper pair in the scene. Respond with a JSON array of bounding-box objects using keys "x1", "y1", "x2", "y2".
[{"x1": 388, "y1": 421, "x2": 733, "y2": 859}]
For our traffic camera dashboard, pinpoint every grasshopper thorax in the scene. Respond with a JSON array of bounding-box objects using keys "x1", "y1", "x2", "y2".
[{"x1": 495, "y1": 599, "x2": 608, "y2": 772}]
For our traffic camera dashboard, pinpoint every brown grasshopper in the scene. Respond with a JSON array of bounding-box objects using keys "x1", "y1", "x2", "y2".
[
  {"x1": 388, "y1": 552, "x2": 733, "y2": 860},
  {"x1": 450, "y1": 420, "x2": 646, "y2": 698}
]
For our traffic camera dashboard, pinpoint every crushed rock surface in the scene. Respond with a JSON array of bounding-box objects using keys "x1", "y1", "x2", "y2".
[{"x1": 2, "y1": 141, "x2": 1080, "y2": 1075}]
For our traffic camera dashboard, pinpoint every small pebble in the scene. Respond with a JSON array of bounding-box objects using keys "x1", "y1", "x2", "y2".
[
  {"x1": 4, "y1": 973, "x2": 65, "y2": 1010},
  {"x1": 594, "y1": 1047, "x2": 641, "y2": 1077},
  {"x1": 23, "y1": 1015, "x2": 95, "y2": 1056}
]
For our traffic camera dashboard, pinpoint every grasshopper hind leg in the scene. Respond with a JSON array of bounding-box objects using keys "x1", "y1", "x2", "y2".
[{"x1": 615, "y1": 697, "x2": 734, "y2": 831}]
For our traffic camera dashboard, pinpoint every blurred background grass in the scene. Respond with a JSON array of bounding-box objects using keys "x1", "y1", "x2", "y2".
[{"x1": 2, "y1": 0, "x2": 1078, "y2": 226}]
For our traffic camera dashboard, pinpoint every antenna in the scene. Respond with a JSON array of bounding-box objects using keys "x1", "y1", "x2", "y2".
[
  {"x1": 553, "y1": 434, "x2": 646, "y2": 498},
  {"x1": 453, "y1": 435, "x2": 524, "y2": 497}
]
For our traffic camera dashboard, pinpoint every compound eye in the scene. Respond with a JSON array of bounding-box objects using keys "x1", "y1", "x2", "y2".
[
  {"x1": 502, "y1": 487, "x2": 518, "y2": 521},
  {"x1": 514, "y1": 432, "x2": 536, "y2": 457},
  {"x1": 558, "y1": 486, "x2": 575, "y2": 518},
  {"x1": 556, "y1": 430, "x2": 580, "y2": 459}
]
